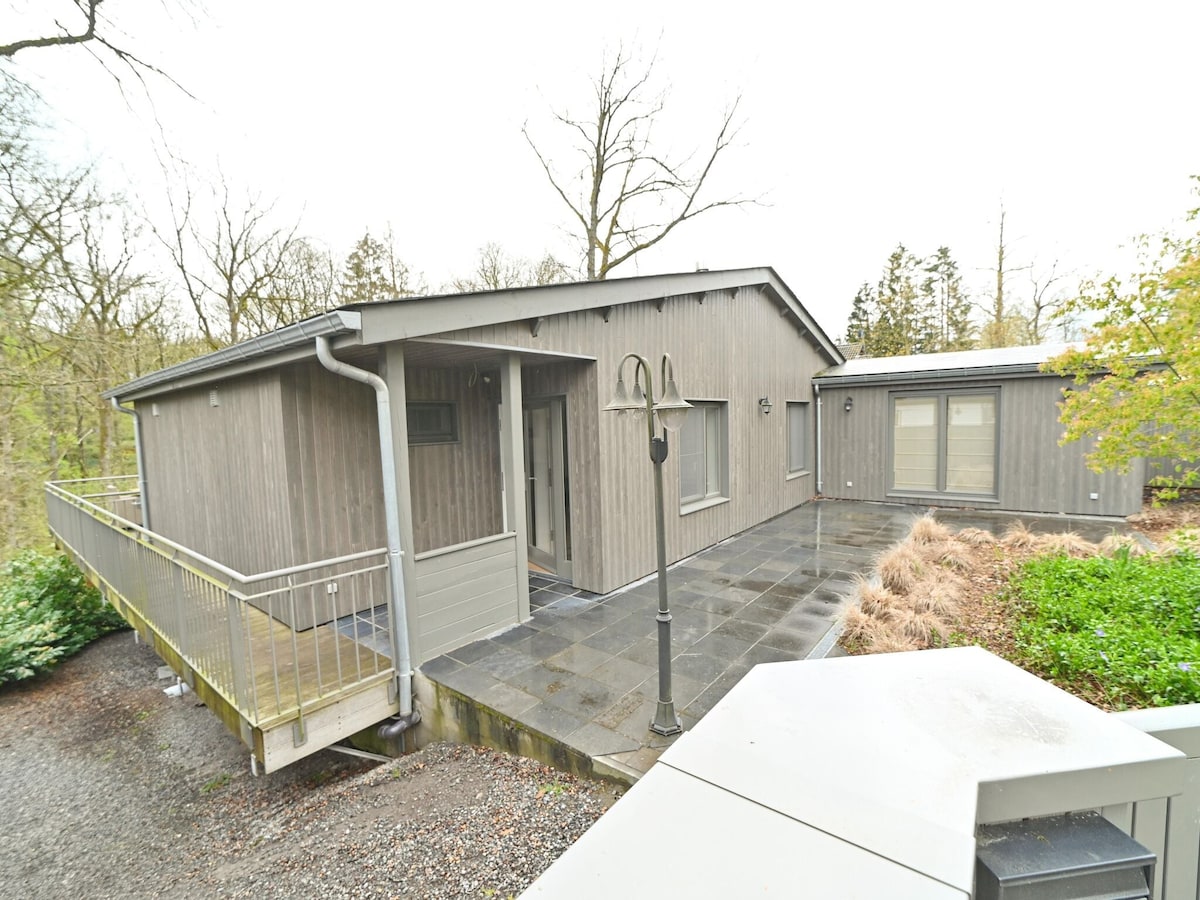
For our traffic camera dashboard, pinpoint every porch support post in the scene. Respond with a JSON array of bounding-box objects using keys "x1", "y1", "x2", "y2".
[
  {"x1": 499, "y1": 353, "x2": 531, "y2": 622},
  {"x1": 380, "y1": 344, "x2": 420, "y2": 666}
]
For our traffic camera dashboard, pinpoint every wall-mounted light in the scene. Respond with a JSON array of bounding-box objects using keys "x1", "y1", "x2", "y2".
[
  {"x1": 758, "y1": 396, "x2": 773, "y2": 415},
  {"x1": 843, "y1": 396, "x2": 853, "y2": 412}
]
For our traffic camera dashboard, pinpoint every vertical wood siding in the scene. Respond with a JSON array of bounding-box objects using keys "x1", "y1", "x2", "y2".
[
  {"x1": 140, "y1": 371, "x2": 296, "y2": 575},
  {"x1": 404, "y1": 366, "x2": 503, "y2": 553},
  {"x1": 430, "y1": 286, "x2": 826, "y2": 593},
  {"x1": 819, "y1": 375, "x2": 1144, "y2": 517}
]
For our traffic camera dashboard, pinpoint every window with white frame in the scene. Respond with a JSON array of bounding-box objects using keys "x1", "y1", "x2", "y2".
[
  {"x1": 891, "y1": 391, "x2": 997, "y2": 496},
  {"x1": 678, "y1": 401, "x2": 728, "y2": 508},
  {"x1": 787, "y1": 402, "x2": 809, "y2": 474}
]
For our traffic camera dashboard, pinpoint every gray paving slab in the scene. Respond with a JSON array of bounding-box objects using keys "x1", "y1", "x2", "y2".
[{"x1": 419, "y1": 499, "x2": 1125, "y2": 782}]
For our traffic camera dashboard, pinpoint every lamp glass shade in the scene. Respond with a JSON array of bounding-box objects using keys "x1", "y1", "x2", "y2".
[
  {"x1": 655, "y1": 376, "x2": 693, "y2": 431},
  {"x1": 629, "y1": 380, "x2": 648, "y2": 410},
  {"x1": 604, "y1": 376, "x2": 639, "y2": 412}
]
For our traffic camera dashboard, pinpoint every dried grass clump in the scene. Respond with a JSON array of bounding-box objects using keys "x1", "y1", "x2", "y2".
[
  {"x1": 856, "y1": 580, "x2": 900, "y2": 620},
  {"x1": 926, "y1": 540, "x2": 972, "y2": 572},
  {"x1": 1098, "y1": 534, "x2": 1148, "y2": 557},
  {"x1": 1001, "y1": 521, "x2": 1039, "y2": 550},
  {"x1": 909, "y1": 515, "x2": 951, "y2": 545},
  {"x1": 956, "y1": 527, "x2": 997, "y2": 546},
  {"x1": 840, "y1": 605, "x2": 875, "y2": 644},
  {"x1": 870, "y1": 632, "x2": 921, "y2": 654},
  {"x1": 877, "y1": 544, "x2": 923, "y2": 595},
  {"x1": 893, "y1": 608, "x2": 947, "y2": 645},
  {"x1": 908, "y1": 576, "x2": 961, "y2": 619},
  {"x1": 1036, "y1": 531, "x2": 1097, "y2": 558}
]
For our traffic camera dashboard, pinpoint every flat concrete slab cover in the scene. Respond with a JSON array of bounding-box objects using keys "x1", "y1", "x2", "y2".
[{"x1": 525, "y1": 647, "x2": 1184, "y2": 897}]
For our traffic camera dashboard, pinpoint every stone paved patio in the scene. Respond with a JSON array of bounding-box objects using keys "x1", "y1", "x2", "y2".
[{"x1": 419, "y1": 500, "x2": 924, "y2": 779}]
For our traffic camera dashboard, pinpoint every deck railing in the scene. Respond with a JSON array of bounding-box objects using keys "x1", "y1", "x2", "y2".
[{"x1": 45, "y1": 479, "x2": 395, "y2": 733}]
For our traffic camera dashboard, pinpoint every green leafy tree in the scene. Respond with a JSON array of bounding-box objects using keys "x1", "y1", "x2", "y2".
[{"x1": 1044, "y1": 193, "x2": 1200, "y2": 492}]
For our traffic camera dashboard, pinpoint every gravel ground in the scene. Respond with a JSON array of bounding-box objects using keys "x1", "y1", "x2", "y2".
[{"x1": 0, "y1": 632, "x2": 619, "y2": 899}]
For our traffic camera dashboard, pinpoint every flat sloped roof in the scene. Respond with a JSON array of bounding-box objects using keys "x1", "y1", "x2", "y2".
[
  {"x1": 815, "y1": 342, "x2": 1081, "y2": 386},
  {"x1": 105, "y1": 267, "x2": 843, "y2": 400}
]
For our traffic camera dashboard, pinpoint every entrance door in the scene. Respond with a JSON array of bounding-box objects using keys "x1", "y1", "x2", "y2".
[{"x1": 523, "y1": 398, "x2": 572, "y2": 580}]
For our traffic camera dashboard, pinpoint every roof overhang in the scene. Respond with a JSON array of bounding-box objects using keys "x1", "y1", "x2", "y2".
[
  {"x1": 814, "y1": 360, "x2": 1066, "y2": 387},
  {"x1": 104, "y1": 267, "x2": 842, "y2": 402},
  {"x1": 104, "y1": 311, "x2": 363, "y2": 402},
  {"x1": 356, "y1": 267, "x2": 844, "y2": 366}
]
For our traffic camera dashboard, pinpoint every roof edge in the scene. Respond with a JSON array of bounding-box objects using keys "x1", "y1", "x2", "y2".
[{"x1": 103, "y1": 310, "x2": 362, "y2": 400}]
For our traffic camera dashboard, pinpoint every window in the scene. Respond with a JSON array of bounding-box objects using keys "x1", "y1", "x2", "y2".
[
  {"x1": 891, "y1": 391, "x2": 997, "y2": 496},
  {"x1": 407, "y1": 402, "x2": 459, "y2": 445},
  {"x1": 679, "y1": 401, "x2": 728, "y2": 508},
  {"x1": 787, "y1": 402, "x2": 809, "y2": 474}
]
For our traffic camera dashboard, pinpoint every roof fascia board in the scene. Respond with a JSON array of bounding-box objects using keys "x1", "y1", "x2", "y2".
[
  {"x1": 104, "y1": 312, "x2": 363, "y2": 401},
  {"x1": 814, "y1": 364, "x2": 1062, "y2": 387},
  {"x1": 758, "y1": 278, "x2": 843, "y2": 364}
]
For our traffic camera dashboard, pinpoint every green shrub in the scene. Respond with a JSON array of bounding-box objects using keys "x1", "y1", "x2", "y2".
[
  {"x1": 1012, "y1": 549, "x2": 1200, "y2": 707},
  {"x1": 0, "y1": 552, "x2": 127, "y2": 686}
]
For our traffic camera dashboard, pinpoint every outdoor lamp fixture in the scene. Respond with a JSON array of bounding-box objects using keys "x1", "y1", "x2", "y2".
[
  {"x1": 758, "y1": 396, "x2": 773, "y2": 415},
  {"x1": 604, "y1": 352, "x2": 692, "y2": 735},
  {"x1": 844, "y1": 396, "x2": 853, "y2": 412}
]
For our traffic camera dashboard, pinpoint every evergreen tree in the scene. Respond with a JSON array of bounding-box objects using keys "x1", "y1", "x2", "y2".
[
  {"x1": 845, "y1": 283, "x2": 874, "y2": 346},
  {"x1": 338, "y1": 228, "x2": 417, "y2": 305}
]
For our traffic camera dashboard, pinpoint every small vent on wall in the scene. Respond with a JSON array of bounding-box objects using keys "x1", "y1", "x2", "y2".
[
  {"x1": 151, "y1": 403, "x2": 160, "y2": 417},
  {"x1": 209, "y1": 389, "x2": 220, "y2": 408}
]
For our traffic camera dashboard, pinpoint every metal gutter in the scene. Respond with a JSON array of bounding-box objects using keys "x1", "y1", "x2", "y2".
[
  {"x1": 813, "y1": 381, "x2": 823, "y2": 494},
  {"x1": 103, "y1": 310, "x2": 362, "y2": 401},
  {"x1": 314, "y1": 336, "x2": 418, "y2": 729}
]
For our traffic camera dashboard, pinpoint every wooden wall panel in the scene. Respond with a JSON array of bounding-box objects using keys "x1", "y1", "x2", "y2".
[
  {"x1": 430, "y1": 286, "x2": 827, "y2": 593},
  {"x1": 404, "y1": 366, "x2": 504, "y2": 553},
  {"x1": 138, "y1": 371, "x2": 294, "y2": 576},
  {"x1": 280, "y1": 362, "x2": 387, "y2": 564},
  {"x1": 819, "y1": 375, "x2": 1144, "y2": 517},
  {"x1": 414, "y1": 536, "x2": 519, "y2": 661}
]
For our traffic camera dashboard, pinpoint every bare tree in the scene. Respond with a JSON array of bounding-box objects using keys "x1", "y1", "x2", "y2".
[
  {"x1": 978, "y1": 206, "x2": 1033, "y2": 348},
  {"x1": 160, "y1": 180, "x2": 300, "y2": 348},
  {"x1": 450, "y1": 243, "x2": 572, "y2": 292},
  {"x1": 1, "y1": 0, "x2": 195, "y2": 102},
  {"x1": 523, "y1": 48, "x2": 751, "y2": 280},
  {"x1": 1026, "y1": 260, "x2": 1074, "y2": 343}
]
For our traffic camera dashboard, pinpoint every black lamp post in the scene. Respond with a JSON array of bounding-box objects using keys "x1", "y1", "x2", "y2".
[{"x1": 605, "y1": 352, "x2": 692, "y2": 735}]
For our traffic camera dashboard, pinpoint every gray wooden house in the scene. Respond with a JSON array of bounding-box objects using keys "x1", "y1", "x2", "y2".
[
  {"x1": 813, "y1": 343, "x2": 1146, "y2": 517},
  {"x1": 46, "y1": 267, "x2": 840, "y2": 770}
]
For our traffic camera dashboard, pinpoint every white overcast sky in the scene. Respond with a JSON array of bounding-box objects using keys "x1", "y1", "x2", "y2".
[{"x1": 7, "y1": 0, "x2": 1199, "y2": 337}]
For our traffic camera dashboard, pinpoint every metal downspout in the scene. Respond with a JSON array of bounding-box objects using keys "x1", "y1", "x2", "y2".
[
  {"x1": 315, "y1": 336, "x2": 418, "y2": 728},
  {"x1": 814, "y1": 382, "x2": 823, "y2": 495},
  {"x1": 111, "y1": 398, "x2": 150, "y2": 530}
]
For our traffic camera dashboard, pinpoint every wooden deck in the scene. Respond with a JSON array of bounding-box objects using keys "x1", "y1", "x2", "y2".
[
  {"x1": 93, "y1": 570, "x2": 398, "y2": 773},
  {"x1": 242, "y1": 605, "x2": 392, "y2": 725}
]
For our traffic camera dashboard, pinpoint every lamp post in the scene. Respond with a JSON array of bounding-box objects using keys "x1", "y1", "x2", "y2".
[{"x1": 605, "y1": 352, "x2": 692, "y2": 735}]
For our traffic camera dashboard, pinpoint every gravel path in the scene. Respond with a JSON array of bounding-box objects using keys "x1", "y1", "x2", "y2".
[{"x1": 1, "y1": 632, "x2": 619, "y2": 898}]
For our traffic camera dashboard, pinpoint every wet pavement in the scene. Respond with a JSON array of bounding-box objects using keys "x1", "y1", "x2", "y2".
[
  {"x1": 419, "y1": 500, "x2": 922, "y2": 779},
  {"x1": 418, "y1": 500, "x2": 1132, "y2": 780}
]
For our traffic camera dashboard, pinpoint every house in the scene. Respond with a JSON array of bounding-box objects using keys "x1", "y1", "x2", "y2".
[
  {"x1": 46, "y1": 267, "x2": 840, "y2": 770},
  {"x1": 813, "y1": 343, "x2": 1145, "y2": 517}
]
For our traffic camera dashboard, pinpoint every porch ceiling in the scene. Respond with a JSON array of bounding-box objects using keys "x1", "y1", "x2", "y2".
[{"x1": 402, "y1": 338, "x2": 595, "y2": 370}]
